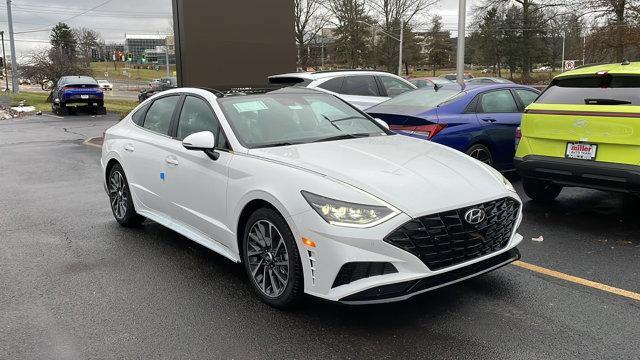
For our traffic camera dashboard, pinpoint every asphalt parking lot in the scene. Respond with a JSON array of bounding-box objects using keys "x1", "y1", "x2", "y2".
[{"x1": 1, "y1": 114, "x2": 638, "y2": 359}]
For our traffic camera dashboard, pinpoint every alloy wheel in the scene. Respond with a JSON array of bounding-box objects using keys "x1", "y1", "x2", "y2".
[
  {"x1": 108, "y1": 170, "x2": 128, "y2": 220},
  {"x1": 246, "y1": 220, "x2": 290, "y2": 298},
  {"x1": 469, "y1": 147, "x2": 492, "y2": 165}
]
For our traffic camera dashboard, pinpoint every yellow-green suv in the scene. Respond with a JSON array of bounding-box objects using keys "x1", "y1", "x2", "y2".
[{"x1": 515, "y1": 61, "x2": 640, "y2": 201}]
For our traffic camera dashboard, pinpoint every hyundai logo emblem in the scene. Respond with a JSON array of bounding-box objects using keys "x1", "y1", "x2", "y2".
[{"x1": 464, "y1": 208, "x2": 486, "y2": 225}]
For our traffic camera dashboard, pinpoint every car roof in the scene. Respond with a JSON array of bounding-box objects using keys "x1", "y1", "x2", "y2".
[
  {"x1": 269, "y1": 70, "x2": 407, "y2": 81},
  {"x1": 557, "y1": 61, "x2": 640, "y2": 78}
]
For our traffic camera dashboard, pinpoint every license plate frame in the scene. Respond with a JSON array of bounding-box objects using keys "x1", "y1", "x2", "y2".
[{"x1": 566, "y1": 142, "x2": 597, "y2": 161}]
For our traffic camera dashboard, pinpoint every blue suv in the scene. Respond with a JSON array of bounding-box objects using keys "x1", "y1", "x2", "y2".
[{"x1": 52, "y1": 76, "x2": 105, "y2": 115}]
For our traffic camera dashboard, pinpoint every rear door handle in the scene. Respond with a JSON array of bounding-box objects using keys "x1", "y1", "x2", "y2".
[
  {"x1": 165, "y1": 155, "x2": 179, "y2": 166},
  {"x1": 481, "y1": 118, "x2": 497, "y2": 123},
  {"x1": 124, "y1": 144, "x2": 135, "y2": 152}
]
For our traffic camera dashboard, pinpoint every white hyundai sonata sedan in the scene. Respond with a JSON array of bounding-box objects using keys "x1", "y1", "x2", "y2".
[{"x1": 101, "y1": 87, "x2": 523, "y2": 308}]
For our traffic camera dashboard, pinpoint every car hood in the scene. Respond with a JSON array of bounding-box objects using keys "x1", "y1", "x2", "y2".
[{"x1": 248, "y1": 135, "x2": 512, "y2": 217}]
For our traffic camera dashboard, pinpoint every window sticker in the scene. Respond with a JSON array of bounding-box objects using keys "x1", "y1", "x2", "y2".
[{"x1": 232, "y1": 100, "x2": 268, "y2": 113}]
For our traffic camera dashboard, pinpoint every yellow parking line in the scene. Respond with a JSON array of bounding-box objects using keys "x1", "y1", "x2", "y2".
[{"x1": 513, "y1": 261, "x2": 640, "y2": 302}]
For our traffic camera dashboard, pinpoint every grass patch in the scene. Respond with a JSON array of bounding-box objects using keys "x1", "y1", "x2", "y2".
[
  {"x1": 10, "y1": 92, "x2": 50, "y2": 112},
  {"x1": 90, "y1": 61, "x2": 175, "y2": 82},
  {"x1": 10, "y1": 91, "x2": 138, "y2": 118}
]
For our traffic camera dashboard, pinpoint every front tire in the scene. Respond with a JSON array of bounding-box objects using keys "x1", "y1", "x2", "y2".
[
  {"x1": 242, "y1": 208, "x2": 303, "y2": 308},
  {"x1": 107, "y1": 163, "x2": 145, "y2": 227},
  {"x1": 522, "y1": 177, "x2": 563, "y2": 202}
]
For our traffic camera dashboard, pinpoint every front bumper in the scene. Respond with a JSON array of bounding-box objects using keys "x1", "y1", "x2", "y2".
[
  {"x1": 290, "y1": 195, "x2": 523, "y2": 304},
  {"x1": 515, "y1": 155, "x2": 640, "y2": 193}
]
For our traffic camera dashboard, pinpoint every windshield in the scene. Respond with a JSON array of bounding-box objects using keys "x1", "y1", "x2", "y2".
[
  {"x1": 376, "y1": 88, "x2": 462, "y2": 109},
  {"x1": 218, "y1": 93, "x2": 388, "y2": 148},
  {"x1": 536, "y1": 75, "x2": 640, "y2": 105}
]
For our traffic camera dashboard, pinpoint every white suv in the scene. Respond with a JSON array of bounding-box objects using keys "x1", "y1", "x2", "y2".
[{"x1": 268, "y1": 70, "x2": 416, "y2": 110}]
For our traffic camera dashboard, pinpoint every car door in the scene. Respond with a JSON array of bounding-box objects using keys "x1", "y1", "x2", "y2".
[
  {"x1": 122, "y1": 94, "x2": 181, "y2": 217},
  {"x1": 475, "y1": 89, "x2": 521, "y2": 168},
  {"x1": 334, "y1": 75, "x2": 388, "y2": 110},
  {"x1": 162, "y1": 95, "x2": 234, "y2": 248}
]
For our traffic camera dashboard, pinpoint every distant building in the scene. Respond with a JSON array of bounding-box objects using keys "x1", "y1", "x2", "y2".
[
  {"x1": 124, "y1": 34, "x2": 172, "y2": 64},
  {"x1": 93, "y1": 43, "x2": 125, "y2": 61}
]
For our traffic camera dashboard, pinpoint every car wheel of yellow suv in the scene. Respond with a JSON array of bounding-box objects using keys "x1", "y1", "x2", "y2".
[{"x1": 515, "y1": 61, "x2": 640, "y2": 202}]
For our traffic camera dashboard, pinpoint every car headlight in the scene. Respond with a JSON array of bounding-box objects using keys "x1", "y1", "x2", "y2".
[
  {"x1": 481, "y1": 163, "x2": 516, "y2": 193},
  {"x1": 301, "y1": 191, "x2": 399, "y2": 227}
]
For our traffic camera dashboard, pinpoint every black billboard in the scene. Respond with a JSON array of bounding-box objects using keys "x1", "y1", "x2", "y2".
[{"x1": 172, "y1": 0, "x2": 297, "y2": 90}]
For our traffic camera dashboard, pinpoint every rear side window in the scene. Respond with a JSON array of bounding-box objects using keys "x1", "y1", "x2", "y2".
[
  {"x1": 479, "y1": 90, "x2": 519, "y2": 113},
  {"x1": 536, "y1": 75, "x2": 640, "y2": 105},
  {"x1": 142, "y1": 96, "x2": 180, "y2": 135},
  {"x1": 131, "y1": 103, "x2": 150, "y2": 125},
  {"x1": 515, "y1": 89, "x2": 539, "y2": 108},
  {"x1": 317, "y1": 77, "x2": 344, "y2": 93},
  {"x1": 341, "y1": 75, "x2": 379, "y2": 96}
]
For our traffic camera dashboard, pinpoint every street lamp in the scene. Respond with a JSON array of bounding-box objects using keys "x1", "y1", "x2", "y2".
[{"x1": 357, "y1": 20, "x2": 403, "y2": 76}]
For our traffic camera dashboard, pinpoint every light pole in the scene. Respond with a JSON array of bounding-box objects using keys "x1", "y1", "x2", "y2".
[
  {"x1": 561, "y1": 30, "x2": 566, "y2": 72},
  {"x1": 357, "y1": 20, "x2": 403, "y2": 76},
  {"x1": 1, "y1": 31, "x2": 8, "y2": 91},
  {"x1": 6, "y1": 0, "x2": 18, "y2": 93},
  {"x1": 456, "y1": 0, "x2": 466, "y2": 85}
]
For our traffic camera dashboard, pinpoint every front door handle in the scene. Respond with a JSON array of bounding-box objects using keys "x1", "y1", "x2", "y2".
[
  {"x1": 124, "y1": 144, "x2": 135, "y2": 152},
  {"x1": 165, "y1": 155, "x2": 179, "y2": 166},
  {"x1": 481, "y1": 118, "x2": 497, "y2": 123}
]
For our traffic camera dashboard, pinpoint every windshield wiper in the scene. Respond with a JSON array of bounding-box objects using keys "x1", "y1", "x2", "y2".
[
  {"x1": 584, "y1": 98, "x2": 632, "y2": 105},
  {"x1": 255, "y1": 141, "x2": 297, "y2": 148},
  {"x1": 327, "y1": 116, "x2": 370, "y2": 123},
  {"x1": 312, "y1": 133, "x2": 371, "y2": 143}
]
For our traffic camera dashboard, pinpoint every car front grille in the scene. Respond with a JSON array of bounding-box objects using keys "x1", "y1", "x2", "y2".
[{"x1": 384, "y1": 197, "x2": 520, "y2": 271}]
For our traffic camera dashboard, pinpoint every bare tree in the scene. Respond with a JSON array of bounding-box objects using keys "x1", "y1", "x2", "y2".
[
  {"x1": 294, "y1": 0, "x2": 330, "y2": 70},
  {"x1": 576, "y1": 0, "x2": 640, "y2": 61},
  {"x1": 74, "y1": 27, "x2": 103, "y2": 65}
]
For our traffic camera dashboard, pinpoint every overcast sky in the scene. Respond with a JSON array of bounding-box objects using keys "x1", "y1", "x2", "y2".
[{"x1": 0, "y1": 0, "x2": 471, "y2": 58}]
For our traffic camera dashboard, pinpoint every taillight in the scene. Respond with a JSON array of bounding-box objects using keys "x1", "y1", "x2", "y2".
[
  {"x1": 515, "y1": 126, "x2": 522, "y2": 150},
  {"x1": 391, "y1": 123, "x2": 447, "y2": 140}
]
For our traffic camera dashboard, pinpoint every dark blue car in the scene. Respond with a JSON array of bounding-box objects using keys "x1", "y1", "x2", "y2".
[
  {"x1": 366, "y1": 83, "x2": 540, "y2": 171},
  {"x1": 52, "y1": 76, "x2": 106, "y2": 116}
]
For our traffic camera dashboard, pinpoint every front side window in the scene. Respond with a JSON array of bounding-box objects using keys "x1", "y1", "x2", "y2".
[
  {"x1": 379, "y1": 76, "x2": 414, "y2": 97},
  {"x1": 341, "y1": 76, "x2": 379, "y2": 96},
  {"x1": 177, "y1": 96, "x2": 220, "y2": 140},
  {"x1": 479, "y1": 90, "x2": 518, "y2": 113},
  {"x1": 142, "y1": 95, "x2": 180, "y2": 135},
  {"x1": 218, "y1": 93, "x2": 387, "y2": 148}
]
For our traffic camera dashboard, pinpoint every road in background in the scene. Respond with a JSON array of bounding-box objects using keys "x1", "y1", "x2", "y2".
[{"x1": 0, "y1": 115, "x2": 638, "y2": 359}]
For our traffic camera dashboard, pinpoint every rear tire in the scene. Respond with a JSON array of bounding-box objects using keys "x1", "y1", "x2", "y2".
[
  {"x1": 522, "y1": 178, "x2": 563, "y2": 202},
  {"x1": 107, "y1": 163, "x2": 145, "y2": 227},
  {"x1": 242, "y1": 208, "x2": 303, "y2": 309},
  {"x1": 466, "y1": 143, "x2": 493, "y2": 166}
]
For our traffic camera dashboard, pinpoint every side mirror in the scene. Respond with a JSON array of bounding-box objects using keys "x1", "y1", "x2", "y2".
[
  {"x1": 182, "y1": 131, "x2": 219, "y2": 160},
  {"x1": 374, "y1": 118, "x2": 390, "y2": 130}
]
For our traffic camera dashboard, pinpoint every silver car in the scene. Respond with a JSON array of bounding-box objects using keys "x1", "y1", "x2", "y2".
[{"x1": 268, "y1": 70, "x2": 416, "y2": 110}]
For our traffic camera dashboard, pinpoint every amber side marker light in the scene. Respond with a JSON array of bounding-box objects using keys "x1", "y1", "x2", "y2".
[{"x1": 302, "y1": 237, "x2": 316, "y2": 247}]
